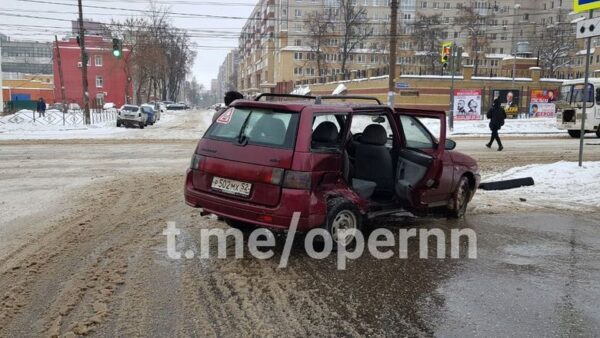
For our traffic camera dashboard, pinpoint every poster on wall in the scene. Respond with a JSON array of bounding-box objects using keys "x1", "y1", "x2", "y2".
[
  {"x1": 492, "y1": 89, "x2": 520, "y2": 116},
  {"x1": 529, "y1": 89, "x2": 557, "y2": 117},
  {"x1": 453, "y1": 89, "x2": 482, "y2": 120}
]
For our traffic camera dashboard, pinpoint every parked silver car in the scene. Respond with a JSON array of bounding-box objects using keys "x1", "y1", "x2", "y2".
[{"x1": 117, "y1": 104, "x2": 147, "y2": 128}]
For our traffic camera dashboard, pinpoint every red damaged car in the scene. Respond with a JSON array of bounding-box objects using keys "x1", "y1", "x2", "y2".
[{"x1": 185, "y1": 94, "x2": 480, "y2": 245}]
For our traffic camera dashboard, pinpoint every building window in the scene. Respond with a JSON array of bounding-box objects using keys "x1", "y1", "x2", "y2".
[
  {"x1": 294, "y1": 52, "x2": 303, "y2": 60},
  {"x1": 294, "y1": 9, "x2": 302, "y2": 17},
  {"x1": 294, "y1": 67, "x2": 303, "y2": 75},
  {"x1": 95, "y1": 55, "x2": 102, "y2": 67},
  {"x1": 96, "y1": 76, "x2": 103, "y2": 88}
]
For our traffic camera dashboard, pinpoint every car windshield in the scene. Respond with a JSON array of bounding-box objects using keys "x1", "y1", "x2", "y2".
[
  {"x1": 560, "y1": 84, "x2": 594, "y2": 104},
  {"x1": 205, "y1": 107, "x2": 299, "y2": 149}
]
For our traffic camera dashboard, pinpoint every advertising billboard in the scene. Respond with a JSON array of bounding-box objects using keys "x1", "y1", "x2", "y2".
[
  {"x1": 492, "y1": 89, "x2": 520, "y2": 117},
  {"x1": 529, "y1": 89, "x2": 557, "y2": 117},
  {"x1": 453, "y1": 89, "x2": 482, "y2": 120}
]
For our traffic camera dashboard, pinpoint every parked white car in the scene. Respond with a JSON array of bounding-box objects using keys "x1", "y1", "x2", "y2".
[
  {"x1": 117, "y1": 104, "x2": 147, "y2": 128},
  {"x1": 67, "y1": 103, "x2": 81, "y2": 114},
  {"x1": 103, "y1": 102, "x2": 117, "y2": 114}
]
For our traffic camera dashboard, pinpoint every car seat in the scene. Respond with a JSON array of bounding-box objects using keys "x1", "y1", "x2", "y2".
[
  {"x1": 311, "y1": 121, "x2": 339, "y2": 149},
  {"x1": 353, "y1": 124, "x2": 394, "y2": 198}
]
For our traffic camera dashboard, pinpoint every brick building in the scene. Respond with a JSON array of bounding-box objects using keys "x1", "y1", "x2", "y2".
[{"x1": 53, "y1": 36, "x2": 131, "y2": 108}]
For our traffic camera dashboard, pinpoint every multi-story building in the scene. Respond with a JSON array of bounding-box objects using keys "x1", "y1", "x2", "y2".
[
  {"x1": 52, "y1": 35, "x2": 131, "y2": 108},
  {"x1": 234, "y1": 0, "x2": 589, "y2": 94},
  {"x1": 217, "y1": 49, "x2": 239, "y2": 96},
  {"x1": 0, "y1": 34, "x2": 53, "y2": 80}
]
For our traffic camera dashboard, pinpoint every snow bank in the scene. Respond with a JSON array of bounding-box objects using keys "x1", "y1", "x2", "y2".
[
  {"x1": 476, "y1": 161, "x2": 600, "y2": 211},
  {"x1": 419, "y1": 117, "x2": 563, "y2": 137},
  {"x1": 0, "y1": 109, "x2": 212, "y2": 140}
]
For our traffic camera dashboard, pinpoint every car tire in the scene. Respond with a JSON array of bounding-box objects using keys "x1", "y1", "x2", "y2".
[
  {"x1": 596, "y1": 126, "x2": 600, "y2": 138},
  {"x1": 326, "y1": 197, "x2": 362, "y2": 248},
  {"x1": 225, "y1": 219, "x2": 255, "y2": 232},
  {"x1": 139, "y1": 122, "x2": 144, "y2": 129},
  {"x1": 116, "y1": 120, "x2": 121, "y2": 127},
  {"x1": 568, "y1": 130, "x2": 581, "y2": 138},
  {"x1": 448, "y1": 176, "x2": 472, "y2": 218}
]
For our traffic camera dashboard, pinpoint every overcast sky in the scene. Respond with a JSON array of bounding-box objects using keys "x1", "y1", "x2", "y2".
[{"x1": 0, "y1": 0, "x2": 256, "y2": 90}]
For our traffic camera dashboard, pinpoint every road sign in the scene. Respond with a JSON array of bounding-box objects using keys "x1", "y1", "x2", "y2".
[
  {"x1": 574, "y1": 0, "x2": 600, "y2": 13},
  {"x1": 395, "y1": 82, "x2": 410, "y2": 90},
  {"x1": 577, "y1": 17, "x2": 600, "y2": 38}
]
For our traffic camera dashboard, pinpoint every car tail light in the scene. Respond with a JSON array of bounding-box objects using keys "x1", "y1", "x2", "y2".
[
  {"x1": 282, "y1": 170, "x2": 312, "y2": 190},
  {"x1": 255, "y1": 168, "x2": 284, "y2": 185},
  {"x1": 257, "y1": 215, "x2": 273, "y2": 222},
  {"x1": 190, "y1": 154, "x2": 205, "y2": 170}
]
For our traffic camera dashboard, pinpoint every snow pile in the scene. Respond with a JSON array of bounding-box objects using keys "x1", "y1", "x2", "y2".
[
  {"x1": 476, "y1": 161, "x2": 600, "y2": 211},
  {"x1": 420, "y1": 117, "x2": 562, "y2": 136},
  {"x1": 0, "y1": 109, "x2": 212, "y2": 140}
]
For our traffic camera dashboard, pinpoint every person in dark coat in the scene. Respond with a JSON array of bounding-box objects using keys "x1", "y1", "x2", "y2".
[
  {"x1": 486, "y1": 98, "x2": 506, "y2": 151},
  {"x1": 212, "y1": 91, "x2": 244, "y2": 123},
  {"x1": 36, "y1": 98, "x2": 46, "y2": 118}
]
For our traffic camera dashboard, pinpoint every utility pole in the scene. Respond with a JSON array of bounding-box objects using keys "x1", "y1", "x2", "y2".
[
  {"x1": 448, "y1": 44, "x2": 457, "y2": 131},
  {"x1": 579, "y1": 9, "x2": 594, "y2": 167},
  {"x1": 78, "y1": 0, "x2": 91, "y2": 124},
  {"x1": 387, "y1": 0, "x2": 398, "y2": 107},
  {"x1": 54, "y1": 35, "x2": 67, "y2": 115}
]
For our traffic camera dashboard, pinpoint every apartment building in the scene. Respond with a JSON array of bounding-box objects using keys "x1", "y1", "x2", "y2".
[
  {"x1": 216, "y1": 49, "x2": 239, "y2": 100},
  {"x1": 235, "y1": 0, "x2": 584, "y2": 94}
]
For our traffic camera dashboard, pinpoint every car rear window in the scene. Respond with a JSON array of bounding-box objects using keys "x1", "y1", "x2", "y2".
[
  {"x1": 122, "y1": 106, "x2": 139, "y2": 112},
  {"x1": 206, "y1": 107, "x2": 299, "y2": 149}
]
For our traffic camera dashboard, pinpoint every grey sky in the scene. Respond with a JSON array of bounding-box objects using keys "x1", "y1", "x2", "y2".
[{"x1": 0, "y1": 0, "x2": 256, "y2": 89}]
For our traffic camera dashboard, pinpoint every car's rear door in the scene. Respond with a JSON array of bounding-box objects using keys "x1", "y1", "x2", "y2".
[
  {"x1": 394, "y1": 108, "x2": 448, "y2": 206},
  {"x1": 191, "y1": 105, "x2": 300, "y2": 207}
]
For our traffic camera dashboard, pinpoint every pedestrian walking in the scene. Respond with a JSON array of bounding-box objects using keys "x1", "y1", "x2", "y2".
[
  {"x1": 36, "y1": 98, "x2": 46, "y2": 118},
  {"x1": 212, "y1": 91, "x2": 244, "y2": 123},
  {"x1": 486, "y1": 99, "x2": 506, "y2": 151}
]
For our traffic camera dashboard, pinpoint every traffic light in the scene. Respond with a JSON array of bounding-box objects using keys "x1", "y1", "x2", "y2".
[
  {"x1": 441, "y1": 42, "x2": 452, "y2": 69},
  {"x1": 112, "y1": 38, "x2": 122, "y2": 58}
]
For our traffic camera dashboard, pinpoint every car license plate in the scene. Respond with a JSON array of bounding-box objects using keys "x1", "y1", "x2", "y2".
[{"x1": 211, "y1": 176, "x2": 252, "y2": 197}]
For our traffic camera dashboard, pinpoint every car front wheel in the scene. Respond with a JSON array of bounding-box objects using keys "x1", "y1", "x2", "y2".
[
  {"x1": 448, "y1": 176, "x2": 472, "y2": 218},
  {"x1": 116, "y1": 120, "x2": 121, "y2": 127},
  {"x1": 139, "y1": 121, "x2": 144, "y2": 129}
]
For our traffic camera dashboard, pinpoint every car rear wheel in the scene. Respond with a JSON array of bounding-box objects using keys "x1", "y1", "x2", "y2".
[
  {"x1": 448, "y1": 176, "x2": 472, "y2": 218},
  {"x1": 596, "y1": 126, "x2": 600, "y2": 138},
  {"x1": 116, "y1": 120, "x2": 121, "y2": 127},
  {"x1": 139, "y1": 121, "x2": 144, "y2": 129},
  {"x1": 326, "y1": 198, "x2": 362, "y2": 248},
  {"x1": 568, "y1": 130, "x2": 581, "y2": 138}
]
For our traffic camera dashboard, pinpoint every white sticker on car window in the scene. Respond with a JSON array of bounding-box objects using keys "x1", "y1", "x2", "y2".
[{"x1": 217, "y1": 108, "x2": 234, "y2": 124}]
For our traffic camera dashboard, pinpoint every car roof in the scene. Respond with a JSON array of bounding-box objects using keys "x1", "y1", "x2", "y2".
[{"x1": 229, "y1": 94, "x2": 446, "y2": 116}]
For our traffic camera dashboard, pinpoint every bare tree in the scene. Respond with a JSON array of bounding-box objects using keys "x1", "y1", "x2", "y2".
[
  {"x1": 411, "y1": 13, "x2": 442, "y2": 74},
  {"x1": 337, "y1": 0, "x2": 373, "y2": 76},
  {"x1": 304, "y1": 9, "x2": 335, "y2": 79},
  {"x1": 537, "y1": 11, "x2": 575, "y2": 78},
  {"x1": 459, "y1": 6, "x2": 491, "y2": 76}
]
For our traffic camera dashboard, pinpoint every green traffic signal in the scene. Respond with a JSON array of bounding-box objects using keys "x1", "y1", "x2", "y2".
[{"x1": 112, "y1": 38, "x2": 122, "y2": 58}]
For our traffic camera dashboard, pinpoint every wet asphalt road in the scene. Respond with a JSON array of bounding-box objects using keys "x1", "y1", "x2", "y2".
[{"x1": 0, "y1": 133, "x2": 600, "y2": 336}]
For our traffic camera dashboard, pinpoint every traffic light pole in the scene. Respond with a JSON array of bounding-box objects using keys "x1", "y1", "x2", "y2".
[
  {"x1": 78, "y1": 0, "x2": 91, "y2": 125},
  {"x1": 579, "y1": 9, "x2": 594, "y2": 167},
  {"x1": 448, "y1": 44, "x2": 457, "y2": 131}
]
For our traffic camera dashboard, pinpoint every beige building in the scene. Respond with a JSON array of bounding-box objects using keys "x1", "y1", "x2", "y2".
[
  {"x1": 217, "y1": 49, "x2": 239, "y2": 99},
  {"x1": 233, "y1": 0, "x2": 589, "y2": 95}
]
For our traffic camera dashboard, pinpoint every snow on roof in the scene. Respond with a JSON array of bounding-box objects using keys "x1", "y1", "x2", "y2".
[
  {"x1": 576, "y1": 48, "x2": 596, "y2": 55},
  {"x1": 290, "y1": 85, "x2": 311, "y2": 95},
  {"x1": 400, "y1": 75, "x2": 465, "y2": 79},
  {"x1": 332, "y1": 83, "x2": 347, "y2": 95}
]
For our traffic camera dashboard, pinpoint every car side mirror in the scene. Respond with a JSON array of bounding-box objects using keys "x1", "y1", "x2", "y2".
[
  {"x1": 372, "y1": 116, "x2": 385, "y2": 123},
  {"x1": 445, "y1": 139, "x2": 456, "y2": 150}
]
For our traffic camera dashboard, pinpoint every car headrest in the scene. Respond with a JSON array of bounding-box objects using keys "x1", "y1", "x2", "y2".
[
  {"x1": 312, "y1": 122, "x2": 339, "y2": 143},
  {"x1": 249, "y1": 116, "x2": 286, "y2": 141},
  {"x1": 360, "y1": 124, "x2": 387, "y2": 145}
]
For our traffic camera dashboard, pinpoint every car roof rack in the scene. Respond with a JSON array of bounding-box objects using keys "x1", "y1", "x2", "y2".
[
  {"x1": 254, "y1": 93, "x2": 316, "y2": 101},
  {"x1": 315, "y1": 95, "x2": 382, "y2": 105},
  {"x1": 253, "y1": 93, "x2": 383, "y2": 106}
]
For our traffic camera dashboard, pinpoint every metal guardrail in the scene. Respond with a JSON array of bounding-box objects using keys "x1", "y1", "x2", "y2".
[{"x1": 0, "y1": 109, "x2": 117, "y2": 127}]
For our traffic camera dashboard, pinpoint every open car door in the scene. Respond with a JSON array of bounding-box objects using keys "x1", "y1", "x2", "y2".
[{"x1": 393, "y1": 108, "x2": 447, "y2": 207}]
